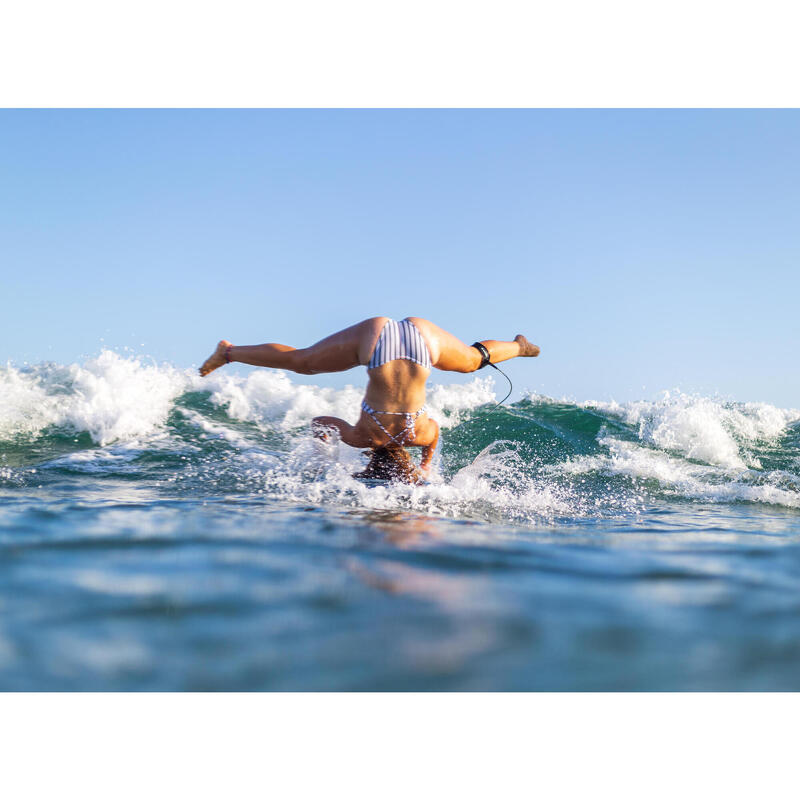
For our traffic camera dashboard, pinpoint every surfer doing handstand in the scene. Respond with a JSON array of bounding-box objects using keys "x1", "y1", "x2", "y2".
[{"x1": 199, "y1": 317, "x2": 540, "y2": 476}]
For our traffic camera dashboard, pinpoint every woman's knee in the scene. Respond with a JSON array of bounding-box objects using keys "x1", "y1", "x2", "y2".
[
  {"x1": 464, "y1": 347, "x2": 483, "y2": 372},
  {"x1": 456, "y1": 357, "x2": 482, "y2": 373},
  {"x1": 289, "y1": 349, "x2": 316, "y2": 374},
  {"x1": 439, "y1": 344, "x2": 483, "y2": 373}
]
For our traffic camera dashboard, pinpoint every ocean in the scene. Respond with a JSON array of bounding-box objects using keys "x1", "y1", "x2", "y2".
[{"x1": 1, "y1": 350, "x2": 799, "y2": 690}]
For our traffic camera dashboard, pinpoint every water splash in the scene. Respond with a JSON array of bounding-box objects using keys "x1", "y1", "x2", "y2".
[{"x1": 2, "y1": 353, "x2": 799, "y2": 521}]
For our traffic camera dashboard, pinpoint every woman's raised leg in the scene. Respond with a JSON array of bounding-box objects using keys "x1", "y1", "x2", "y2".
[
  {"x1": 199, "y1": 317, "x2": 389, "y2": 377},
  {"x1": 408, "y1": 317, "x2": 540, "y2": 373}
]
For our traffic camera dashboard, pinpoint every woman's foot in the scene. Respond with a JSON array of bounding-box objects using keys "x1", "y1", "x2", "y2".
[
  {"x1": 199, "y1": 340, "x2": 233, "y2": 376},
  {"x1": 515, "y1": 335, "x2": 540, "y2": 357}
]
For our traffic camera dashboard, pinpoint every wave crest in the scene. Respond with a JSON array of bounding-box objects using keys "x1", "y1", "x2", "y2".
[{"x1": 3, "y1": 353, "x2": 799, "y2": 517}]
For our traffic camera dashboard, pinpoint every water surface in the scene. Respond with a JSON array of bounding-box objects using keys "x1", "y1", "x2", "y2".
[{"x1": 2, "y1": 352, "x2": 799, "y2": 690}]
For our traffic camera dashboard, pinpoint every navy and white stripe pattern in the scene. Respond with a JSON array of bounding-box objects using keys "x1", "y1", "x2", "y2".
[{"x1": 367, "y1": 318, "x2": 432, "y2": 370}]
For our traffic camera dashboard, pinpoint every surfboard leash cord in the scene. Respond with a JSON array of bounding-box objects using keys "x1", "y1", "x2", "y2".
[
  {"x1": 471, "y1": 341, "x2": 513, "y2": 408},
  {"x1": 439, "y1": 344, "x2": 515, "y2": 437}
]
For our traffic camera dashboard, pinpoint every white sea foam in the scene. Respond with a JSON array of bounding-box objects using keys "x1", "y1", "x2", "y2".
[
  {"x1": 0, "y1": 351, "x2": 498, "y2": 445},
  {"x1": 0, "y1": 351, "x2": 185, "y2": 446},
  {"x1": 426, "y1": 377, "x2": 497, "y2": 428},
  {"x1": 200, "y1": 370, "x2": 497, "y2": 431},
  {"x1": 200, "y1": 370, "x2": 366, "y2": 431},
  {"x1": 581, "y1": 391, "x2": 798, "y2": 469},
  {"x1": 556, "y1": 435, "x2": 800, "y2": 508},
  {"x1": 523, "y1": 390, "x2": 800, "y2": 510},
  {"x1": 226, "y1": 436, "x2": 639, "y2": 523},
  {"x1": 4, "y1": 353, "x2": 799, "y2": 516},
  {"x1": 0, "y1": 364, "x2": 58, "y2": 438}
]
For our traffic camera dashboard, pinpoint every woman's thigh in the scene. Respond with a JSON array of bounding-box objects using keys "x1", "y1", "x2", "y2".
[
  {"x1": 407, "y1": 317, "x2": 480, "y2": 372},
  {"x1": 300, "y1": 317, "x2": 388, "y2": 373}
]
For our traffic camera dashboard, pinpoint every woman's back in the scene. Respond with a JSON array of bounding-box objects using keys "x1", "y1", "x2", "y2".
[{"x1": 363, "y1": 359, "x2": 429, "y2": 413}]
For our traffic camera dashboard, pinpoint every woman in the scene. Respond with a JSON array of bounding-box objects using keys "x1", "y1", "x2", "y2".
[{"x1": 199, "y1": 316, "x2": 540, "y2": 476}]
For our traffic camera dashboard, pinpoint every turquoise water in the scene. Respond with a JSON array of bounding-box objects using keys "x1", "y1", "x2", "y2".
[{"x1": 2, "y1": 351, "x2": 800, "y2": 690}]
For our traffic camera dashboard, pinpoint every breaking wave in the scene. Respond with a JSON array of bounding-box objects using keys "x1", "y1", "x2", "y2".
[{"x1": 2, "y1": 351, "x2": 799, "y2": 522}]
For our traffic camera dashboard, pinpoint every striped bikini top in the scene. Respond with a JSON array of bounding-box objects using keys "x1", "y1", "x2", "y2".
[{"x1": 367, "y1": 318, "x2": 432, "y2": 370}]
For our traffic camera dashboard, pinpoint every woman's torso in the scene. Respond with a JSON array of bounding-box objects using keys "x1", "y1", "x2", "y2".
[
  {"x1": 356, "y1": 318, "x2": 433, "y2": 445},
  {"x1": 363, "y1": 359, "x2": 429, "y2": 412}
]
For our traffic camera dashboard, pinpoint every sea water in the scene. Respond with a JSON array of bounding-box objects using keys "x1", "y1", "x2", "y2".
[{"x1": 1, "y1": 350, "x2": 799, "y2": 690}]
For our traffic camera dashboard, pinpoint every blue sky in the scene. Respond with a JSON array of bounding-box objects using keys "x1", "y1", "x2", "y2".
[{"x1": 1, "y1": 110, "x2": 798, "y2": 406}]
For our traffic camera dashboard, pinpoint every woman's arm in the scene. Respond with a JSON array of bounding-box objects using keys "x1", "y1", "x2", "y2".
[
  {"x1": 312, "y1": 416, "x2": 372, "y2": 447},
  {"x1": 419, "y1": 419, "x2": 440, "y2": 472}
]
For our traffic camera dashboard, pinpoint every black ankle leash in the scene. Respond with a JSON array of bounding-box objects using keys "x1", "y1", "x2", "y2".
[
  {"x1": 437, "y1": 344, "x2": 514, "y2": 439},
  {"x1": 471, "y1": 342, "x2": 513, "y2": 407}
]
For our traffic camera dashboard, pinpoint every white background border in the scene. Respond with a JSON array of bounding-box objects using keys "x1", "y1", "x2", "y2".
[
  {"x1": 2, "y1": 0, "x2": 799, "y2": 106},
  {"x1": 1, "y1": 694, "x2": 797, "y2": 798},
  {"x1": 2, "y1": 1, "x2": 799, "y2": 795}
]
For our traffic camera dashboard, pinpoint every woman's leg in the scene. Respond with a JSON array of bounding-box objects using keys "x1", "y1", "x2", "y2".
[
  {"x1": 408, "y1": 318, "x2": 540, "y2": 373},
  {"x1": 199, "y1": 317, "x2": 389, "y2": 377}
]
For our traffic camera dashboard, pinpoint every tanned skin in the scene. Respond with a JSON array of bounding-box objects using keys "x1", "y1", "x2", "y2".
[{"x1": 200, "y1": 317, "x2": 539, "y2": 476}]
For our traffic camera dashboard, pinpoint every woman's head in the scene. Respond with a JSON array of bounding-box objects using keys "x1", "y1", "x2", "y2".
[{"x1": 354, "y1": 445, "x2": 425, "y2": 485}]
